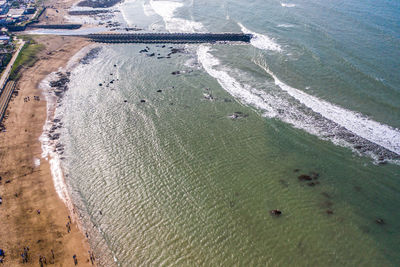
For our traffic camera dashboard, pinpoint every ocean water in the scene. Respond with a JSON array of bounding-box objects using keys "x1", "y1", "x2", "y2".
[{"x1": 43, "y1": 0, "x2": 400, "y2": 266}]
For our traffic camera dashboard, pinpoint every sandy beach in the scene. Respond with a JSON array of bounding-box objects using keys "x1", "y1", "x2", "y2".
[{"x1": 0, "y1": 0, "x2": 96, "y2": 264}]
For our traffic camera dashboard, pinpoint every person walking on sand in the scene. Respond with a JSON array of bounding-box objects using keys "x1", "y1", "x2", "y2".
[{"x1": 73, "y1": 254, "x2": 78, "y2": 265}]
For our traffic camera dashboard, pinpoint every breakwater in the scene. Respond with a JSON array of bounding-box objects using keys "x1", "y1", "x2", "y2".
[
  {"x1": 85, "y1": 33, "x2": 253, "y2": 43},
  {"x1": 29, "y1": 24, "x2": 82, "y2": 30}
]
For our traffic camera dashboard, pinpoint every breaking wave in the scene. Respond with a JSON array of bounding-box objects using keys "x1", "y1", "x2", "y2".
[
  {"x1": 238, "y1": 22, "x2": 282, "y2": 52},
  {"x1": 149, "y1": 0, "x2": 205, "y2": 32},
  {"x1": 197, "y1": 46, "x2": 400, "y2": 163}
]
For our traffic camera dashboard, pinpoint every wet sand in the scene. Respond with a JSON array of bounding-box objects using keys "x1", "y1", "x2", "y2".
[{"x1": 0, "y1": 35, "x2": 94, "y2": 266}]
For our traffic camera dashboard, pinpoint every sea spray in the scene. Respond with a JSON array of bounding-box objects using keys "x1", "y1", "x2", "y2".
[{"x1": 238, "y1": 22, "x2": 282, "y2": 52}]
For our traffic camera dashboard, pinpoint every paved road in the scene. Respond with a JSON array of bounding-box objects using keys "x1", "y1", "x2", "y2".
[
  {"x1": 0, "y1": 38, "x2": 25, "y2": 93},
  {"x1": 0, "y1": 81, "x2": 15, "y2": 122},
  {"x1": 0, "y1": 38, "x2": 25, "y2": 123}
]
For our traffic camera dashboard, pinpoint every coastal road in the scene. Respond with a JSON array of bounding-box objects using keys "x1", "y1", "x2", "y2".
[
  {"x1": 0, "y1": 81, "x2": 15, "y2": 122},
  {"x1": 0, "y1": 38, "x2": 25, "y2": 122},
  {"x1": 0, "y1": 38, "x2": 25, "y2": 91}
]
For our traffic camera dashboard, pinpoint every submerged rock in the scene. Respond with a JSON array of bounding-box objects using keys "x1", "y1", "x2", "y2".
[
  {"x1": 375, "y1": 218, "x2": 385, "y2": 225},
  {"x1": 229, "y1": 111, "x2": 248, "y2": 120},
  {"x1": 270, "y1": 209, "x2": 282, "y2": 216},
  {"x1": 298, "y1": 174, "x2": 312, "y2": 181},
  {"x1": 140, "y1": 99, "x2": 146, "y2": 103}
]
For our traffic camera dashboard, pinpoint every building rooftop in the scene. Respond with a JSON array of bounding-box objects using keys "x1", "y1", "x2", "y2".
[{"x1": 8, "y1": 9, "x2": 25, "y2": 16}]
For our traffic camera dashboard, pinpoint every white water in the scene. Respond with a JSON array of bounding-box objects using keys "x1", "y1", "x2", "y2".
[
  {"x1": 198, "y1": 46, "x2": 400, "y2": 159},
  {"x1": 238, "y1": 22, "x2": 282, "y2": 52},
  {"x1": 149, "y1": 0, "x2": 205, "y2": 32},
  {"x1": 39, "y1": 45, "x2": 99, "y2": 206},
  {"x1": 281, "y1": 3, "x2": 296, "y2": 8},
  {"x1": 277, "y1": 23, "x2": 295, "y2": 28},
  {"x1": 258, "y1": 63, "x2": 400, "y2": 155}
]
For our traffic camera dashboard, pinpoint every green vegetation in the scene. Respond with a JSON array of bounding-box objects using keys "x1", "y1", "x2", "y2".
[{"x1": 9, "y1": 37, "x2": 44, "y2": 80}]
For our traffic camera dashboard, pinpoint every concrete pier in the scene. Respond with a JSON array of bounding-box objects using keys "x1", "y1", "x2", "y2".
[{"x1": 85, "y1": 33, "x2": 253, "y2": 43}]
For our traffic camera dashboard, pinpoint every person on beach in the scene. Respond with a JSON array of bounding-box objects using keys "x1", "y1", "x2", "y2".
[
  {"x1": 73, "y1": 254, "x2": 78, "y2": 265},
  {"x1": 0, "y1": 197, "x2": 2, "y2": 205},
  {"x1": 0, "y1": 249, "x2": 5, "y2": 261}
]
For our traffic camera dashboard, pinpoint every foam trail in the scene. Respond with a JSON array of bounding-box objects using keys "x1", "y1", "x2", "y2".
[
  {"x1": 238, "y1": 22, "x2": 282, "y2": 52},
  {"x1": 149, "y1": 0, "x2": 205, "y2": 32},
  {"x1": 277, "y1": 23, "x2": 295, "y2": 28},
  {"x1": 256, "y1": 60, "x2": 400, "y2": 156},
  {"x1": 281, "y1": 3, "x2": 296, "y2": 7}
]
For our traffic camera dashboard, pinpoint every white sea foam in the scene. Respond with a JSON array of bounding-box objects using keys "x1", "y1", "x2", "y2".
[
  {"x1": 149, "y1": 0, "x2": 205, "y2": 32},
  {"x1": 238, "y1": 22, "x2": 282, "y2": 52},
  {"x1": 143, "y1": 2, "x2": 156, "y2": 16},
  {"x1": 39, "y1": 45, "x2": 99, "y2": 206},
  {"x1": 198, "y1": 46, "x2": 277, "y2": 116},
  {"x1": 281, "y1": 3, "x2": 296, "y2": 7},
  {"x1": 34, "y1": 157, "x2": 41, "y2": 167},
  {"x1": 39, "y1": 71, "x2": 71, "y2": 204},
  {"x1": 277, "y1": 23, "x2": 295, "y2": 28},
  {"x1": 256, "y1": 62, "x2": 400, "y2": 155},
  {"x1": 198, "y1": 46, "x2": 400, "y2": 160}
]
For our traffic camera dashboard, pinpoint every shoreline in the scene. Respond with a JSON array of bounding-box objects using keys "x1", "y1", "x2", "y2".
[
  {"x1": 0, "y1": 33, "x2": 98, "y2": 267},
  {"x1": 0, "y1": 0, "x2": 131, "y2": 263},
  {"x1": 0, "y1": 0, "x2": 122, "y2": 264}
]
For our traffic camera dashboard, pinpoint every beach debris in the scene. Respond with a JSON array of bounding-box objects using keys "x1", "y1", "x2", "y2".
[
  {"x1": 270, "y1": 209, "x2": 282, "y2": 216},
  {"x1": 375, "y1": 218, "x2": 385, "y2": 225}
]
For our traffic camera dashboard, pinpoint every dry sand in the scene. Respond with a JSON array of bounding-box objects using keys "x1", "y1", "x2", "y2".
[{"x1": 0, "y1": 32, "x2": 96, "y2": 267}]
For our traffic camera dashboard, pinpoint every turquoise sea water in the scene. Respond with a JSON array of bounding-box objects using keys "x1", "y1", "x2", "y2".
[{"x1": 47, "y1": 0, "x2": 400, "y2": 265}]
